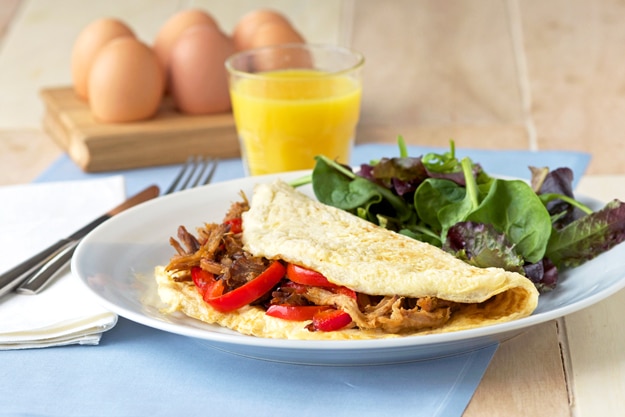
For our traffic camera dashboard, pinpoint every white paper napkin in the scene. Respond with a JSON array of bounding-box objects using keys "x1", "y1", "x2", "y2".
[{"x1": 0, "y1": 176, "x2": 126, "y2": 349}]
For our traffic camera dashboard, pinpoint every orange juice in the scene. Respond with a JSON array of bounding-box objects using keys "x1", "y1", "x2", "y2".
[{"x1": 229, "y1": 69, "x2": 362, "y2": 175}]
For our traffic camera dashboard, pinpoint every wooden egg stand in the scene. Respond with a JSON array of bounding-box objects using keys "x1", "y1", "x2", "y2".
[{"x1": 40, "y1": 86, "x2": 240, "y2": 172}]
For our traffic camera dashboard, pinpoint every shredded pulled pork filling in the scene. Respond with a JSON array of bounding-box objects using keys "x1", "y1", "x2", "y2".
[
  {"x1": 302, "y1": 287, "x2": 453, "y2": 333},
  {"x1": 165, "y1": 198, "x2": 457, "y2": 333},
  {"x1": 166, "y1": 198, "x2": 270, "y2": 294}
]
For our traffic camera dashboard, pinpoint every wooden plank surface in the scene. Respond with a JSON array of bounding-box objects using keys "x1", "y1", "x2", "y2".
[
  {"x1": 520, "y1": 0, "x2": 625, "y2": 174},
  {"x1": 0, "y1": 129, "x2": 62, "y2": 185},
  {"x1": 465, "y1": 321, "x2": 571, "y2": 417},
  {"x1": 350, "y1": 0, "x2": 532, "y2": 151}
]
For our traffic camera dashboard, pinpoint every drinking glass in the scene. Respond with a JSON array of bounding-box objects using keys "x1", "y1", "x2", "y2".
[{"x1": 226, "y1": 43, "x2": 364, "y2": 176}]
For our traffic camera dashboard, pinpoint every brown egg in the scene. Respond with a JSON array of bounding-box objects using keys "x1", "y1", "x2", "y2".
[
  {"x1": 88, "y1": 37, "x2": 164, "y2": 123},
  {"x1": 71, "y1": 18, "x2": 135, "y2": 100},
  {"x1": 169, "y1": 25, "x2": 234, "y2": 114},
  {"x1": 232, "y1": 9, "x2": 299, "y2": 51},
  {"x1": 153, "y1": 9, "x2": 219, "y2": 76},
  {"x1": 247, "y1": 22, "x2": 310, "y2": 72},
  {"x1": 247, "y1": 20, "x2": 305, "y2": 49}
]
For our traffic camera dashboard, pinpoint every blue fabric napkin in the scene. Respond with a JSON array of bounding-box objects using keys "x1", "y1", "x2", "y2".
[{"x1": 0, "y1": 144, "x2": 590, "y2": 417}]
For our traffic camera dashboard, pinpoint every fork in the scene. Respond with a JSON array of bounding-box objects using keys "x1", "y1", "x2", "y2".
[{"x1": 13, "y1": 156, "x2": 219, "y2": 295}]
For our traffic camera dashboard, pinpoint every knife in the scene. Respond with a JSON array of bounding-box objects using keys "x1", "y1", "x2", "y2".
[{"x1": 0, "y1": 184, "x2": 160, "y2": 300}]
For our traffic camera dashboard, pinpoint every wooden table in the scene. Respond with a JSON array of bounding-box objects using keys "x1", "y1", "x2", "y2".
[{"x1": 3, "y1": 1, "x2": 625, "y2": 415}]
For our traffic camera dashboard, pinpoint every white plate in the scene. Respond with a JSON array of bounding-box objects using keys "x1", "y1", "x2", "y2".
[{"x1": 72, "y1": 171, "x2": 625, "y2": 365}]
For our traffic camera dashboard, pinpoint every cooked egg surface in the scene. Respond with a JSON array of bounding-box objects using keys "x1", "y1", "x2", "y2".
[
  {"x1": 242, "y1": 180, "x2": 539, "y2": 307},
  {"x1": 71, "y1": 18, "x2": 135, "y2": 100},
  {"x1": 88, "y1": 37, "x2": 164, "y2": 123}
]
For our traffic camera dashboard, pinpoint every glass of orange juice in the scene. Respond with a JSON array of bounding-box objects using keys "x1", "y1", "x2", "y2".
[{"x1": 225, "y1": 44, "x2": 364, "y2": 176}]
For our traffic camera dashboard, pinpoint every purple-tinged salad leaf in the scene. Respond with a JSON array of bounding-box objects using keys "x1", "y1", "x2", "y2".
[
  {"x1": 426, "y1": 165, "x2": 484, "y2": 187},
  {"x1": 357, "y1": 140, "x2": 484, "y2": 198},
  {"x1": 361, "y1": 156, "x2": 428, "y2": 196},
  {"x1": 523, "y1": 258, "x2": 559, "y2": 291},
  {"x1": 532, "y1": 166, "x2": 586, "y2": 229},
  {"x1": 392, "y1": 177, "x2": 420, "y2": 197},
  {"x1": 546, "y1": 199, "x2": 625, "y2": 269},
  {"x1": 535, "y1": 167, "x2": 575, "y2": 197},
  {"x1": 443, "y1": 221, "x2": 525, "y2": 273},
  {"x1": 444, "y1": 221, "x2": 560, "y2": 292}
]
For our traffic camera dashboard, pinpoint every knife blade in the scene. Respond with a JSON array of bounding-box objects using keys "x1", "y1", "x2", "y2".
[
  {"x1": 15, "y1": 240, "x2": 79, "y2": 294},
  {"x1": 0, "y1": 184, "x2": 160, "y2": 299}
]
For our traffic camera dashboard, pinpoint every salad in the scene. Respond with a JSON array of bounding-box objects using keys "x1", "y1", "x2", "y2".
[{"x1": 292, "y1": 138, "x2": 625, "y2": 291}]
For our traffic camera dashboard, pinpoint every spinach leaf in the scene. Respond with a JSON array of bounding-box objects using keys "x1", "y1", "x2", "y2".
[
  {"x1": 421, "y1": 140, "x2": 459, "y2": 173},
  {"x1": 414, "y1": 178, "x2": 468, "y2": 238},
  {"x1": 539, "y1": 193, "x2": 593, "y2": 215},
  {"x1": 414, "y1": 157, "x2": 484, "y2": 242},
  {"x1": 311, "y1": 155, "x2": 375, "y2": 209},
  {"x1": 466, "y1": 179, "x2": 552, "y2": 263},
  {"x1": 311, "y1": 155, "x2": 416, "y2": 225},
  {"x1": 399, "y1": 226, "x2": 443, "y2": 247}
]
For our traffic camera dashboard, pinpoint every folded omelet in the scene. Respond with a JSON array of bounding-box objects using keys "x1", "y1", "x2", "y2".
[{"x1": 156, "y1": 180, "x2": 539, "y2": 339}]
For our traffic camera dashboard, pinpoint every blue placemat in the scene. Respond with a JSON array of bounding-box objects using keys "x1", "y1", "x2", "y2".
[
  {"x1": 35, "y1": 144, "x2": 590, "y2": 196},
  {"x1": 0, "y1": 318, "x2": 496, "y2": 417}
]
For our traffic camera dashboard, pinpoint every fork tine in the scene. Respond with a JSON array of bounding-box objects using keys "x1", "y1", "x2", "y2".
[
  {"x1": 164, "y1": 156, "x2": 193, "y2": 195},
  {"x1": 178, "y1": 156, "x2": 201, "y2": 191},
  {"x1": 194, "y1": 157, "x2": 218, "y2": 187},
  {"x1": 165, "y1": 156, "x2": 218, "y2": 195}
]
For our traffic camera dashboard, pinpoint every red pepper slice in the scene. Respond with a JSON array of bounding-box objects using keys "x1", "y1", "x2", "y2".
[
  {"x1": 205, "y1": 261, "x2": 285, "y2": 312},
  {"x1": 286, "y1": 264, "x2": 357, "y2": 300},
  {"x1": 191, "y1": 267, "x2": 224, "y2": 300},
  {"x1": 331, "y1": 286, "x2": 358, "y2": 300},
  {"x1": 266, "y1": 304, "x2": 331, "y2": 321},
  {"x1": 191, "y1": 267, "x2": 214, "y2": 291},
  {"x1": 203, "y1": 279, "x2": 224, "y2": 301},
  {"x1": 224, "y1": 218, "x2": 243, "y2": 234},
  {"x1": 311, "y1": 308, "x2": 352, "y2": 331},
  {"x1": 286, "y1": 263, "x2": 336, "y2": 288}
]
